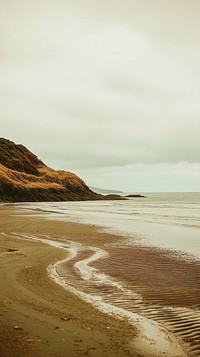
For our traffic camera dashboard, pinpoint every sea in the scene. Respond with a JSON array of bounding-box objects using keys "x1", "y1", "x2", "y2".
[{"x1": 14, "y1": 192, "x2": 200, "y2": 356}]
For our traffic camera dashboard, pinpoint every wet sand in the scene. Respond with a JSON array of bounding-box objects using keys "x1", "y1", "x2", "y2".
[
  {"x1": 0, "y1": 206, "x2": 138, "y2": 357},
  {"x1": 0, "y1": 206, "x2": 188, "y2": 356}
]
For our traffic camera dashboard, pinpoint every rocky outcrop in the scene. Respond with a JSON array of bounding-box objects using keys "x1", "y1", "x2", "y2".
[{"x1": 0, "y1": 138, "x2": 122, "y2": 202}]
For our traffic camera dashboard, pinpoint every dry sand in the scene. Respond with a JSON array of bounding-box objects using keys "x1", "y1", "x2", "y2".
[{"x1": 0, "y1": 206, "x2": 186, "y2": 357}]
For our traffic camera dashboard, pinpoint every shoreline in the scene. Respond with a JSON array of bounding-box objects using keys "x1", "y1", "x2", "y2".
[
  {"x1": 11, "y1": 200, "x2": 200, "y2": 260},
  {"x1": 0, "y1": 206, "x2": 187, "y2": 356}
]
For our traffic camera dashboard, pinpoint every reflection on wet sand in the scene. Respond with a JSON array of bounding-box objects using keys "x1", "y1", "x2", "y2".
[{"x1": 94, "y1": 244, "x2": 200, "y2": 357}]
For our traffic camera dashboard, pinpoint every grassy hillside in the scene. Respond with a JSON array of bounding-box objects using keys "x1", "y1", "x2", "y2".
[{"x1": 0, "y1": 138, "x2": 102, "y2": 202}]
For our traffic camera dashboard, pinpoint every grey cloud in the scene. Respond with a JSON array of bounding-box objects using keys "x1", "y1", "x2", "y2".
[{"x1": 1, "y1": 0, "x2": 200, "y2": 191}]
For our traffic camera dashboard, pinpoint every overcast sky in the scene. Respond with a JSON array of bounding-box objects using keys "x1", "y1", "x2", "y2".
[{"x1": 1, "y1": 0, "x2": 200, "y2": 192}]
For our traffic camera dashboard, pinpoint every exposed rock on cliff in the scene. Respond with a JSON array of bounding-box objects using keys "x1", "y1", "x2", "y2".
[{"x1": 0, "y1": 138, "x2": 111, "y2": 202}]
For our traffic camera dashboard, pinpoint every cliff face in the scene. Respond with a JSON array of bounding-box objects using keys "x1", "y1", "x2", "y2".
[{"x1": 0, "y1": 138, "x2": 103, "y2": 202}]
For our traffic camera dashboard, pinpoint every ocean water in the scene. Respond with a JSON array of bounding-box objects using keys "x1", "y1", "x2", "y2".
[
  {"x1": 18, "y1": 192, "x2": 200, "y2": 258},
  {"x1": 15, "y1": 192, "x2": 200, "y2": 356}
]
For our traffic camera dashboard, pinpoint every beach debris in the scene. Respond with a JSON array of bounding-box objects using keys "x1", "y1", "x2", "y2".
[
  {"x1": 14, "y1": 325, "x2": 23, "y2": 330},
  {"x1": 26, "y1": 338, "x2": 34, "y2": 343},
  {"x1": 61, "y1": 317, "x2": 71, "y2": 321}
]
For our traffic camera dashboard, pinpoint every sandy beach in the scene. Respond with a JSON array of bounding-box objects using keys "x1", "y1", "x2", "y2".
[{"x1": 0, "y1": 206, "x2": 187, "y2": 356}]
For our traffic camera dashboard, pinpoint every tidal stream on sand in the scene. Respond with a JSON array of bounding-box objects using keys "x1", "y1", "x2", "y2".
[{"x1": 9, "y1": 231, "x2": 199, "y2": 357}]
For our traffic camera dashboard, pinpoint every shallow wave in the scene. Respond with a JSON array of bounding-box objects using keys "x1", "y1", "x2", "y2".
[{"x1": 11, "y1": 199, "x2": 200, "y2": 258}]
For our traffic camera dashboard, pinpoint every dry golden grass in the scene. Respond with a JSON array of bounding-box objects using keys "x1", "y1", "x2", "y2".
[
  {"x1": 0, "y1": 164, "x2": 82, "y2": 190},
  {"x1": 38, "y1": 166, "x2": 85, "y2": 186}
]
